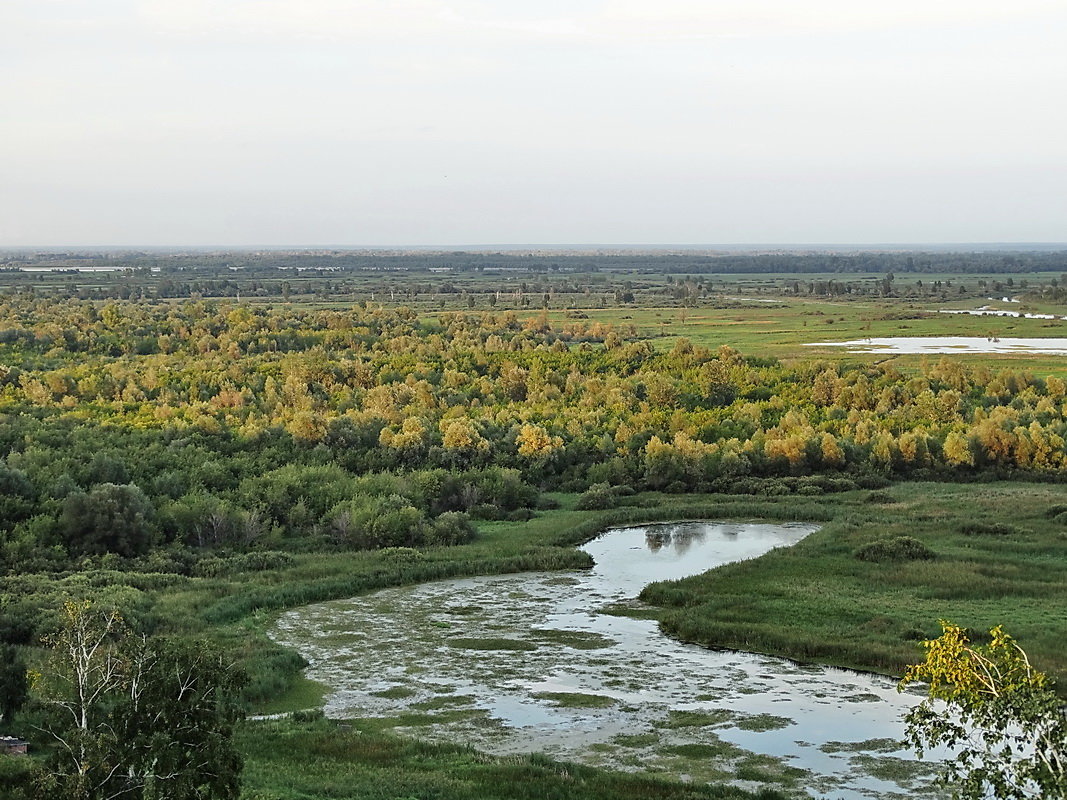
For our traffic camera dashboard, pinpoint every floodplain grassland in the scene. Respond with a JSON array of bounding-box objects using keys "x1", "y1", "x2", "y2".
[
  {"x1": 2, "y1": 253, "x2": 1067, "y2": 799},
  {"x1": 639, "y1": 482, "x2": 1067, "y2": 682},
  {"x1": 239, "y1": 713, "x2": 790, "y2": 800},
  {"x1": 233, "y1": 481, "x2": 1067, "y2": 717},
  {"x1": 543, "y1": 295, "x2": 1067, "y2": 376}
]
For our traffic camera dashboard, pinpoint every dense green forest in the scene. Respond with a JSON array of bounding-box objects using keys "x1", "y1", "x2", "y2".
[
  {"x1": 1, "y1": 295, "x2": 1065, "y2": 630},
  {"x1": 0, "y1": 296, "x2": 1064, "y2": 578}
]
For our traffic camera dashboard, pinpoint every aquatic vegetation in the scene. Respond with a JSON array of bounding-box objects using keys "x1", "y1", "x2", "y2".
[
  {"x1": 446, "y1": 637, "x2": 538, "y2": 651},
  {"x1": 532, "y1": 692, "x2": 618, "y2": 709},
  {"x1": 273, "y1": 523, "x2": 945, "y2": 799}
]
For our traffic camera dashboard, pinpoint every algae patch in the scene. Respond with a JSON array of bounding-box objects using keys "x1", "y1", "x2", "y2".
[
  {"x1": 446, "y1": 637, "x2": 537, "y2": 651},
  {"x1": 528, "y1": 629, "x2": 617, "y2": 650},
  {"x1": 532, "y1": 692, "x2": 618, "y2": 709}
]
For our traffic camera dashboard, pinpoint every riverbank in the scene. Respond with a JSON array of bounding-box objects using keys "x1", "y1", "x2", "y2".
[
  {"x1": 641, "y1": 482, "x2": 1067, "y2": 685},
  {"x1": 239, "y1": 713, "x2": 794, "y2": 800},
  {"x1": 218, "y1": 481, "x2": 1067, "y2": 714}
]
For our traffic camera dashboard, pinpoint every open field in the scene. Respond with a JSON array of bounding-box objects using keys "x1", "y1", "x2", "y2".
[
  {"x1": 541, "y1": 297, "x2": 1067, "y2": 375},
  {"x1": 641, "y1": 482, "x2": 1067, "y2": 682}
]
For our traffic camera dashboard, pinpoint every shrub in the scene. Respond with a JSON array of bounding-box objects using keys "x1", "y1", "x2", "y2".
[
  {"x1": 193, "y1": 551, "x2": 294, "y2": 577},
  {"x1": 428, "y1": 512, "x2": 476, "y2": 546},
  {"x1": 958, "y1": 522, "x2": 1022, "y2": 536},
  {"x1": 59, "y1": 483, "x2": 157, "y2": 557},
  {"x1": 468, "y1": 503, "x2": 503, "y2": 520},
  {"x1": 575, "y1": 483, "x2": 615, "y2": 511},
  {"x1": 326, "y1": 495, "x2": 429, "y2": 549},
  {"x1": 854, "y1": 536, "x2": 935, "y2": 563},
  {"x1": 855, "y1": 474, "x2": 892, "y2": 489},
  {"x1": 132, "y1": 548, "x2": 196, "y2": 575}
]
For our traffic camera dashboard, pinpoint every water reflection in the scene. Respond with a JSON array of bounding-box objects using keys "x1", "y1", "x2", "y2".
[{"x1": 644, "y1": 524, "x2": 707, "y2": 554}]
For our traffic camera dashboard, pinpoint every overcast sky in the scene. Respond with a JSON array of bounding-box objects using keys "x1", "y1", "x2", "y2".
[{"x1": 3, "y1": 1, "x2": 1066, "y2": 247}]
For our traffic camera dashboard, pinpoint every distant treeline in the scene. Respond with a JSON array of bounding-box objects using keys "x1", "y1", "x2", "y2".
[{"x1": 4, "y1": 249, "x2": 1067, "y2": 276}]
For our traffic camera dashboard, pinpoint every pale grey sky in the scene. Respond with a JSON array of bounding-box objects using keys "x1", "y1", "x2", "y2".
[{"x1": 3, "y1": 1, "x2": 1066, "y2": 246}]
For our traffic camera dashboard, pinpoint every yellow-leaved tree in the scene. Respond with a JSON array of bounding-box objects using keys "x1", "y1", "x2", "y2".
[
  {"x1": 899, "y1": 621, "x2": 1066, "y2": 799},
  {"x1": 515, "y1": 424, "x2": 562, "y2": 460}
]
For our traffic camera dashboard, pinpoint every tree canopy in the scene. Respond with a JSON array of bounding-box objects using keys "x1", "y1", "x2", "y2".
[{"x1": 900, "y1": 622, "x2": 1066, "y2": 799}]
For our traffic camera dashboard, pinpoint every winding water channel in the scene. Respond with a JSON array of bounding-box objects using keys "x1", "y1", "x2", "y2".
[{"x1": 272, "y1": 521, "x2": 948, "y2": 799}]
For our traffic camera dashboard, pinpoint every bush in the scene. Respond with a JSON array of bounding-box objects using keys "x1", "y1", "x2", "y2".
[
  {"x1": 131, "y1": 548, "x2": 196, "y2": 575},
  {"x1": 59, "y1": 483, "x2": 157, "y2": 557},
  {"x1": 0, "y1": 754, "x2": 36, "y2": 800},
  {"x1": 865, "y1": 491, "x2": 897, "y2": 504},
  {"x1": 428, "y1": 512, "x2": 476, "y2": 546},
  {"x1": 0, "y1": 602, "x2": 37, "y2": 646},
  {"x1": 192, "y1": 551, "x2": 294, "y2": 577},
  {"x1": 958, "y1": 521, "x2": 1022, "y2": 536},
  {"x1": 327, "y1": 495, "x2": 428, "y2": 549},
  {"x1": 854, "y1": 536, "x2": 936, "y2": 563},
  {"x1": 468, "y1": 503, "x2": 503, "y2": 520},
  {"x1": 797, "y1": 475, "x2": 857, "y2": 493},
  {"x1": 575, "y1": 483, "x2": 615, "y2": 510},
  {"x1": 855, "y1": 474, "x2": 892, "y2": 489},
  {"x1": 755, "y1": 480, "x2": 792, "y2": 496},
  {"x1": 377, "y1": 547, "x2": 424, "y2": 562}
]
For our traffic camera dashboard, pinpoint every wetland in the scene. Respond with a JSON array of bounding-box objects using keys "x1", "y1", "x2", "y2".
[{"x1": 273, "y1": 522, "x2": 945, "y2": 799}]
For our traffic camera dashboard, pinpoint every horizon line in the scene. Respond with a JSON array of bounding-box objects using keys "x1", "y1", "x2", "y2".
[{"x1": 4, "y1": 241, "x2": 1067, "y2": 254}]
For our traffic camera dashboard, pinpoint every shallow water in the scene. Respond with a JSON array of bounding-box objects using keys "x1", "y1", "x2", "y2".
[
  {"x1": 805, "y1": 336, "x2": 1067, "y2": 354},
  {"x1": 272, "y1": 522, "x2": 947, "y2": 799},
  {"x1": 936, "y1": 307, "x2": 1067, "y2": 321}
]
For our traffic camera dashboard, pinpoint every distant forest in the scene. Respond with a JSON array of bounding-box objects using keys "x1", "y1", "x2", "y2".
[
  {"x1": 2, "y1": 249, "x2": 1065, "y2": 304},
  {"x1": 4, "y1": 248, "x2": 1067, "y2": 275}
]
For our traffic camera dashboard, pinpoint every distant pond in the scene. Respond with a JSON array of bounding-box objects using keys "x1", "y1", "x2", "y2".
[
  {"x1": 272, "y1": 522, "x2": 947, "y2": 799},
  {"x1": 805, "y1": 336, "x2": 1067, "y2": 354}
]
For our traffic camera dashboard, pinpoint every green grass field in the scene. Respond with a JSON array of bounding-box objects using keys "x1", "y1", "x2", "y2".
[
  {"x1": 641, "y1": 482, "x2": 1067, "y2": 683},
  {"x1": 239, "y1": 714, "x2": 789, "y2": 800},
  {"x1": 543, "y1": 296, "x2": 1067, "y2": 375}
]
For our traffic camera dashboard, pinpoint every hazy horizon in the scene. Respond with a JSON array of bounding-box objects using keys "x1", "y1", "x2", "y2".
[
  {"x1": 5, "y1": 242, "x2": 1067, "y2": 255},
  {"x1": 5, "y1": 1, "x2": 1066, "y2": 247}
]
